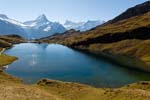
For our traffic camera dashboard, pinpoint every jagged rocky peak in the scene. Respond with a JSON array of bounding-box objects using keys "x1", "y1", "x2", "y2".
[
  {"x1": 0, "y1": 14, "x2": 8, "y2": 19},
  {"x1": 110, "y1": 1, "x2": 150, "y2": 23},
  {"x1": 36, "y1": 14, "x2": 49, "y2": 22}
]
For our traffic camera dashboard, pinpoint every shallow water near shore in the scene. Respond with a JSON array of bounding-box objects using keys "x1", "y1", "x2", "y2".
[{"x1": 4, "y1": 43, "x2": 150, "y2": 88}]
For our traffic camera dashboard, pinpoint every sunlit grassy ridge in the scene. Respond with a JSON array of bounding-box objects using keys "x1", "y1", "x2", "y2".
[
  {"x1": 0, "y1": 35, "x2": 25, "y2": 49},
  {"x1": 0, "y1": 54, "x2": 17, "y2": 68},
  {"x1": 0, "y1": 75, "x2": 150, "y2": 100},
  {"x1": 36, "y1": 79, "x2": 150, "y2": 100},
  {"x1": 0, "y1": 35, "x2": 25, "y2": 68},
  {"x1": 0, "y1": 39, "x2": 11, "y2": 47},
  {"x1": 0, "y1": 35, "x2": 25, "y2": 44},
  {"x1": 0, "y1": 35, "x2": 26, "y2": 69},
  {"x1": 89, "y1": 39, "x2": 150, "y2": 61}
]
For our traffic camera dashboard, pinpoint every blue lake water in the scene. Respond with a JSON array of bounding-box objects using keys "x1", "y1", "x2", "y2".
[{"x1": 4, "y1": 43, "x2": 150, "y2": 88}]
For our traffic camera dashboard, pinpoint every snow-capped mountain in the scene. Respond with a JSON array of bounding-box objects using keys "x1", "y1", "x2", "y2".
[
  {"x1": 0, "y1": 14, "x2": 66, "y2": 39},
  {"x1": 0, "y1": 14, "x2": 104, "y2": 39},
  {"x1": 0, "y1": 14, "x2": 28, "y2": 38},
  {"x1": 23, "y1": 14, "x2": 66, "y2": 39},
  {"x1": 24, "y1": 14, "x2": 49, "y2": 28},
  {"x1": 64, "y1": 20, "x2": 85, "y2": 30},
  {"x1": 64, "y1": 20, "x2": 104, "y2": 31}
]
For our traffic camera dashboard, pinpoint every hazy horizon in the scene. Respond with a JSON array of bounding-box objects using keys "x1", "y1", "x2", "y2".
[{"x1": 0, "y1": 0, "x2": 147, "y2": 23}]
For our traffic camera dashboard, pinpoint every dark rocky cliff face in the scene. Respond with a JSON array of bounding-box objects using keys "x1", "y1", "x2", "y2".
[
  {"x1": 109, "y1": 1, "x2": 150, "y2": 23},
  {"x1": 71, "y1": 27, "x2": 150, "y2": 46}
]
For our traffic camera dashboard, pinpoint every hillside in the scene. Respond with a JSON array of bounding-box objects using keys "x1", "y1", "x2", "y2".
[
  {"x1": 37, "y1": 2, "x2": 150, "y2": 71},
  {"x1": 0, "y1": 35, "x2": 26, "y2": 68},
  {"x1": 0, "y1": 35, "x2": 25, "y2": 47},
  {"x1": 36, "y1": 29, "x2": 81, "y2": 44},
  {"x1": 108, "y1": 1, "x2": 150, "y2": 23}
]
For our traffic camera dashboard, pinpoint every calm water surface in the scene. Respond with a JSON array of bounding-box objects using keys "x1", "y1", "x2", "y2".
[{"x1": 4, "y1": 43, "x2": 150, "y2": 87}]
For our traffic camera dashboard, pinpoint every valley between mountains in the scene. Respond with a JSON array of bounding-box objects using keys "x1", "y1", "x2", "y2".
[{"x1": 0, "y1": 1, "x2": 150, "y2": 100}]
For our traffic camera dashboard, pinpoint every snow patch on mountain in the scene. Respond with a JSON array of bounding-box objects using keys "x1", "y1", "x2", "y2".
[
  {"x1": 0, "y1": 14, "x2": 66, "y2": 39},
  {"x1": 64, "y1": 20, "x2": 104, "y2": 31},
  {"x1": 44, "y1": 26, "x2": 51, "y2": 32}
]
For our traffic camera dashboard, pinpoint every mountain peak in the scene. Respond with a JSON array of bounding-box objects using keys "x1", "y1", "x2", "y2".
[
  {"x1": 36, "y1": 14, "x2": 49, "y2": 22},
  {"x1": 0, "y1": 14, "x2": 8, "y2": 19}
]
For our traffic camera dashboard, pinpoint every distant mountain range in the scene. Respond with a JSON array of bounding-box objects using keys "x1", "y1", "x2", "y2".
[
  {"x1": 0, "y1": 14, "x2": 104, "y2": 39},
  {"x1": 64, "y1": 20, "x2": 104, "y2": 31}
]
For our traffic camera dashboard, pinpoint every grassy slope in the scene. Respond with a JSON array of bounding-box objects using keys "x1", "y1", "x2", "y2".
[
  {"x1": 0, "y1": 66, "x2": 150, "y2": 100},
  {"x1": 36, "y1": 79, "x2": 150, "y2": 100},
  {"x1": 0, "y1": 35, "x2": 25, "y2": 68},
  {"x1": 88, "y1": 39, "x2": 150, "y2": 70},
  {"x1": 0, "y1": 54, "x2": 17, "y2": 68},
  {"x1": 1, "y1": 74, "x2": 150, "y2": 100},
  {"x1": 0, "y1": 74, "x2": 60, "y2": 100},
  {"x1": 0, "y1": 35, "x2": 25, "y2": 45},
  {"x1": 0, "y1": 39, "x2": 11, "y2": 47}
]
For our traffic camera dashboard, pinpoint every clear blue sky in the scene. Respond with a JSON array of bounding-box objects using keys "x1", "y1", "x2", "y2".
[{"x1": 0, "y1": 0, "x2": 147, "y2": 23}]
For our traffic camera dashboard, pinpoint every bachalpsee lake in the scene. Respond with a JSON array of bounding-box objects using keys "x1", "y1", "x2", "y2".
[{"x1": 4, "y1": 43, "x2": 150, "y2": 88}]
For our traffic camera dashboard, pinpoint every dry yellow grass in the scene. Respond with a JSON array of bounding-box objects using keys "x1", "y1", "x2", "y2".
[
  {"x1": 0, "y1": 74, "x2": 61, "y2": 100},
  {"x1": 0, "y1": 54, "x2": 17, "y2": 68},
  {"x1": 1, "y1": 76, "x2": 150, "y2": 100},
  {"x1": 89, "y1": 39, "x2": 150, "y2": 59},
  {"x1": 36, "y1": 79, "x2": 150, "y2": 100}
]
